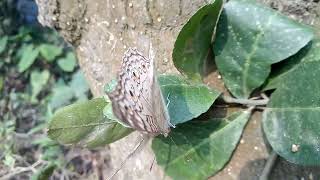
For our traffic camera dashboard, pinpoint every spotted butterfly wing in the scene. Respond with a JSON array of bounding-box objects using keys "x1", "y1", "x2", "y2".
[{"x1": 107, "y1": 48, "x2": 171, "y2": 136}]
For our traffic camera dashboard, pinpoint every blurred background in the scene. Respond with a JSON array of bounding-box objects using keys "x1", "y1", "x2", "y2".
[{"x1": 0, "y1": 0, "x2": 98, "y2": 179}]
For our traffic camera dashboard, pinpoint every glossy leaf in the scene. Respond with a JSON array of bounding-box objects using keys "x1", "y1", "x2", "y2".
[
  {"x1": 49, "y1": 74, "x2": 220, "y2": 148},
  {"x1": 57, "y1": 52, "x2": 77, "y2": 72},
  {"x1": 173, "y1": 0, "x2": 223, "y2": 81},
  {"x1": 159, "y1": 75, "x2": 220, "y2": 125},
  {"x1": 18, "y1": 44, "x2": 39, "y2": 72},
  {"x1": 263, "y1": 58, "x2": 320, "y2": 165},
  {"x1": 48, "y1": 98, "x2": 132, "y2": 147},
  {"x1": 39, "y1": 44, "x2": 63, "y2": 62},
  {"x1": 214, "y1": 0, "x2": 313, "y2": 98},
  {"x1": 264, "y1": 39, "x2": 320, "y2": 90},
  {"x1": 152, "y1": 110, "x2": 252, "y2": 180},
  {"x1": 104, "y1": 75, "x2": 220, "y2": 125}
]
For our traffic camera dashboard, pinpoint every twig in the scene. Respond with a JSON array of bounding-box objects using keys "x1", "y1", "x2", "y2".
[
  {"x1": 222, "y1": 95, "x2": 269, "y2": 106},
  {"x1": 0, "y1": 159, "x2": 44, "y2": 180},
  {"x1": 259, "y1": 150, "x2": 278, "y2": 180}
]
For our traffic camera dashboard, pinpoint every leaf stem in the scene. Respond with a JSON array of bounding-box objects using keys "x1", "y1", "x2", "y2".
[
  {"x1": 259, "y1": 150, "x2": 278, "y2": 180},
  {"x1": 222, "y1": 95, "x2": 269, "y2": 106}
]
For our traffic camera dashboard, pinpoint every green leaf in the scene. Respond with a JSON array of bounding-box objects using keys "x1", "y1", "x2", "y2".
[
  {"x1": 3, "y1": 153, "x2": 15, "y2": 168},
  {"x1": 152, "y1": 110, "x2": 252, "y2": 180},
  {"x1": 48, "y1": 98, "x2": 132, "y2": 147},
  {"x1": 30, "y1": 70, "x2": 50, "y2": 102},
  {"x1": 49, "y1": 72, "x2": 89, "y2": 110},
  {"x1": 42, "y1": 146, "x2": 62, "y2": 162},
  {"x1": 173, "y1": 0, "x2": 223, "y2": 81},
  {"x1": 32, "y1": 137, "x2": 58, "y2": 147},
  {"x1": 264, "y1": 39, "x2": 320, "y2": 90},
  {"x1": 18, "y1": 44, "x2": 39, "y2": 72},
  {"x1": 214, "y1": 0, "x2": 313, "y2": 98},
  {"x1": 39, "y1": 44, "x2": 63, "y2": 62},
  {"x1": 103, "y1": 75, "x2": 220, "y2": 125},
  {"x1": 57, "y1": 52, "x2": 77, "y2": 72},
  {"x1": 50, "y1": 74, "x2": 219, "y2": 148},
  {"x1": 31, "y1": 163, "x2": 57, "y2": 180},
  {"x1": 159, "y1": 75, "x2": 220, "y2": 125},
  {"x1": 48, "y1": 81, "x2": 74, "y2": 110},
  {"x1": 70, "y1": 71, "x2": 90, "y2": 100},
  {"x1": 263, "y1": 60, "x2": 320, "y2": 165},
  {"x1": 0, "y1": 36, "x2": 8, "y2": 54}
]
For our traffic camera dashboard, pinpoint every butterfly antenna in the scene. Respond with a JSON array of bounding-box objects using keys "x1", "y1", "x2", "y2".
[
  {"x1": 107, "y1": 135, "x2": 150, "y2": 180},
  {"x1": 165, "y1": 93, "x2": 175, "y2": 128},
  {"x1": 149, "y1": 156, "x2": 156, "y2": 171}
]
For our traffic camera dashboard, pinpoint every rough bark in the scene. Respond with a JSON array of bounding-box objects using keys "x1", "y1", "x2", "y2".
[{"x1": 35, "y1": 0, "x2": 320, "y2": 179}]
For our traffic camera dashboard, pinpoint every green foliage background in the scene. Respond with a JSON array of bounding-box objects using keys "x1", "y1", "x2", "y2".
[{"x1": 0, "y1": 1, "x2": 91, "y2": 179}]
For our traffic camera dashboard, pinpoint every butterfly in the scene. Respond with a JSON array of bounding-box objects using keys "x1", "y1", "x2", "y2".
[{"x1": 107, "y1": 47, "x2": 175, "y2": 137}]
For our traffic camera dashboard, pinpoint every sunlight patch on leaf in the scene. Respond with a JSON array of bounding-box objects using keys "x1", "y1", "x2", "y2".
[
  {"x1": 263, "y1": 58, "x2": 320, "y2": 165},
  {"x1": 159, "y1": 75, "x2": 220, "y2": 125},
  {"x1": 264, "y1": 39, "x2": 320, "y2": 90},
  {"x1": 214, "y1": 0, "x2": 313, "y2": 98},
  {"x1": 48, "y1": 98, "x2": 132, "y2": 148}
]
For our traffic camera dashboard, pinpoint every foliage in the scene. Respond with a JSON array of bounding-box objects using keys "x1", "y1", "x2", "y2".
[
  {"x1": 48, "y1": 98, "x2": 132, "y2": 148},
  {"x1": 172, "y1": 0, "x2": 223, "y2": 81},
  {"x1": 0, "y1": 0, "x2": 91, "y2": 179},
  {"x1": 57, "y1": 52, "x2": 77, "y2": 72},
  {"x1": 213, "y1": 0, "x2": 313, "y2": 98},
  {"x1": 262, "y1": 39, "x2": 320, "y2": 165},
  {"x1": 47, "y1": 0, "x2": 320, "y2": 179},
  {"x1": 152, "y1": 110, "x2": 252, "y2": 180},
  {"x1": 48, "y1": 75, "x2": 221, "y2": 147}
]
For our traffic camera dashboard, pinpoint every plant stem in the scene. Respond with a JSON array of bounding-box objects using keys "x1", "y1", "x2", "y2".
[
  {"x1": 259, "y1": 150, "x2": 278, "y2": 180},
  {"x1": 0, "y1": 159, "x2": 44, "y2": 179},
  {"x1": 222, "y1": 95, "x2": 269, "y2": 106}
]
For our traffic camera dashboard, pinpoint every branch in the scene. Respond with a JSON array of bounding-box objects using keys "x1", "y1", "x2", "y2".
[
  {"x1": 259, "y1": 150, "x2": 278, "y2": 180},
  {"x1": 0, "y1": 159, "x2": 44, "y2": 179}
]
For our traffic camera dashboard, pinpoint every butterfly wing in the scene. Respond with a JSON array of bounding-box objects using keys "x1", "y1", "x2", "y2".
[
  {"x1": 107, "y1": 48, "x2": 170, "y2": 136},
  {"x1": 151, "y1": 74, "x2": 171, "y2": 136}
]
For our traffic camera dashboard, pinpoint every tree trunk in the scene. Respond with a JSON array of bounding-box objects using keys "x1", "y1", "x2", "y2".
[{"x1": 35, "y1": 0, "x2": 320, "y2": 179}]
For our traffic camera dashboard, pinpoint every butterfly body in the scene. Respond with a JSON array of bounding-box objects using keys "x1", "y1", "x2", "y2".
[{"x1": 107, "y1": 48, "x2": 172, "y2": 137}]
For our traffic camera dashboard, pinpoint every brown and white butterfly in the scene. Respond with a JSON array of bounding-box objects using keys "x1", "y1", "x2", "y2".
[{"x1": 107, "y1": 47, "x2": 174, "y2": 137}]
